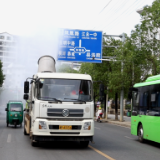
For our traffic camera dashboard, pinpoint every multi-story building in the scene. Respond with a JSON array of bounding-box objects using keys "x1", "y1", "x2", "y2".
[{"x1": 0, "y1": 32, "x2": 17, "y2": 75}]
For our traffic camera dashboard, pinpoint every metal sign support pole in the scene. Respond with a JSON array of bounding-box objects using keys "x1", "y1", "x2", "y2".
[
  {"x1": 105, "y1": 94, "x2": 108, "y2": 120},
  {"x1": 120, "y1": 33, "x2": 125, "y2": 122},
  {"x1": 102, "y1": 33, "x2": 125, "y2": 121}
]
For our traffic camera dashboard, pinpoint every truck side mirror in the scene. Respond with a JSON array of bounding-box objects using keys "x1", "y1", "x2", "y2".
[
  {"x1": 39, "y1": 81, "x2": 43, "y2": 88},
  {"x1": 24, "y1": 81, "x2": 29, "y2": 93},
  {"x1": 23, "y1": 94, "x2": 29, "y2": 100},
  {"x1": 5, "y1": 108, "x2": 8, "y2": 111}
]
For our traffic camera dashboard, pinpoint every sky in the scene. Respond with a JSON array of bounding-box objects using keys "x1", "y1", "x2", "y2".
[
  {"x1": 0, "y1": 0, "x2": 155, "y2": 36},
  {"x1": 0, "y1": 0, "x2": 156, "y2": 104}
]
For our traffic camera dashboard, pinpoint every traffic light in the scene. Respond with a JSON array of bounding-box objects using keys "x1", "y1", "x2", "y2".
[
  {"x1": 99, "y1": 83, "x2": 104, "y2": 102},
  {"x1": 99, "y1": 83, "x2": 104, "y2": 97}
]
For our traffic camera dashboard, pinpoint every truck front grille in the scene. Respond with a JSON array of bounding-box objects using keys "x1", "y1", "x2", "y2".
[{"x1": 47, "y1": 109, "x2": 83, "y2": 117}]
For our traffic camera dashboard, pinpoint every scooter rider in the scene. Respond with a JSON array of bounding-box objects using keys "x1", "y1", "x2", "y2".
[{"x1": 96, "y1": 106, "x2": 103, "y2": 122}]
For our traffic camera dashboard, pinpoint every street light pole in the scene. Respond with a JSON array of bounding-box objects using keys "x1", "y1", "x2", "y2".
[
  {"x1": 102, "y1": 33, "x2": 125, "y2": 121},
  {"x1": 120, "y1": 33, "x2": 125, "y2": 122}
]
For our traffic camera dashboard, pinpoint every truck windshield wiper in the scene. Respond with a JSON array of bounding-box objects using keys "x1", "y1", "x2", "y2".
[
  {"x1": 39, "y1": 97, "x2": 62, "y2": 102},
  {"x1": 64, "y1": 98, "x2": 86, "y2": 103}
]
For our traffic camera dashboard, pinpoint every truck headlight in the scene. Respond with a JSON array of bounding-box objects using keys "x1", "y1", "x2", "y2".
[
  {"x1": 39, "y1": 121, "x2": 47, "y2": 129},
  {"x1": 83, "y1": 122, "x2": 91, "y2": 130}
]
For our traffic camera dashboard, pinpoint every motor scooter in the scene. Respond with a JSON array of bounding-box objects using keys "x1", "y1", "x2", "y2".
[{"x1": 97, "y1": 112, "x2": 103, "y2": 122}]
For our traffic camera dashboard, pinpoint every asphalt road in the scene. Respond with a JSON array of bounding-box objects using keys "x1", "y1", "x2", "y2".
[{"x1": 0, "y1": 109, "x2": 160, "y2": 160}]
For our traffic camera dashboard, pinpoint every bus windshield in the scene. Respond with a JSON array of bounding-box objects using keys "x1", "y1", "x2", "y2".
[{"x1": 37, "y1": 79, "x2": 93, "y2": 102}]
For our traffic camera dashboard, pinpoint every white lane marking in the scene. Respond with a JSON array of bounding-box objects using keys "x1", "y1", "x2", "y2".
[
  {"x1": 94, "y1": 127, "x2": 100, "y2": 130},
  {"x1": 125, "y1": 136, "x2": 133, "y2": 140},
  {"x1": 7, "y1": 134, "x2": 11, "y2": 143}
]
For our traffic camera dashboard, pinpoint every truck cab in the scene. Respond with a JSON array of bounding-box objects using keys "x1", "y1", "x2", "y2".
[{"x1": 23, "y1": 56, "x2": 94, "y2": 147}]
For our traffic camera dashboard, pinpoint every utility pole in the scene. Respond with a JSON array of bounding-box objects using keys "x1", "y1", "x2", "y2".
[
  {"x1": 120, "y1": 33, "x2": 125, "y2": 122},
  {"x1": 92, "y1": 33, "x2": 125, "y2": 121}
]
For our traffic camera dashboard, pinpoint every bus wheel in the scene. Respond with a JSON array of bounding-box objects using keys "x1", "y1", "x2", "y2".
[{"x1": 138, "y1": 125, "x2": 144, "y2": 143}]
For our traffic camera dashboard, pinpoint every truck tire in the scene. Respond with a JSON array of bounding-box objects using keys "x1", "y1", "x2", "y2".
[
  {"x1": 80, "y1": 141, "x2": 89, "y2": 148},
  {"x1": 31, "y1": 137, "x2": 38, "y2": 147},
  {"x1": 7, "y1": 121, "x2": 9, "y2": 127},
  {"x1": 24, "y1": 127, "x2": 27, "y2": 135}
]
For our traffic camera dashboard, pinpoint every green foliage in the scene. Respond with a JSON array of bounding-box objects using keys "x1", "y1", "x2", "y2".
[
  {"x1": 79, "y1": 0, "x2": 160, "y2": 99},
  {"x1": 0, "y1": 60, "x2": 5, "y2": 86},
  {"x1": 125, "y1": 104, "x2": 131, "y2": 110}
]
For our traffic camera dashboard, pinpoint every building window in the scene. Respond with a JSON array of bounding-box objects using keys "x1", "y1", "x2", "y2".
[
  {"x1": 0, "y1": 47, "x2": 3, "y2": 50},
  {"x1": 0, "y1": 52, "x2": 3, "y2": 56},
  {"x1": 0, "y1": 36, "x2": 4, "y2": 39},
  {"x1": 0, "y1": 41, "x2": 2, "y2": 45}
]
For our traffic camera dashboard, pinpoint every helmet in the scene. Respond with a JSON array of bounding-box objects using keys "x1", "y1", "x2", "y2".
[{"x1": 99, "y1": 107, "x2": 102, "y2": 110}]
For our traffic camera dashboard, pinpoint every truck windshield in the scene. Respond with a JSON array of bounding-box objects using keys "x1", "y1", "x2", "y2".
[
  {"x1": 37, "y1": 79, "x2": 93, "y2": 102},
  {"x1": 10, "y1": 104, "x2": 22, "y2": 111}
]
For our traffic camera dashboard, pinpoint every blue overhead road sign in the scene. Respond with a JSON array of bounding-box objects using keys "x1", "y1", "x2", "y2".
[{"x1": 58, "y1": 29, "x2": 102, "y2": 63}]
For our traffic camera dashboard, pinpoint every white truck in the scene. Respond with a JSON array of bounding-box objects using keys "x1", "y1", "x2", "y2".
[{"x1": 23, "y1": 55, "x2": 94, "y2": 147}]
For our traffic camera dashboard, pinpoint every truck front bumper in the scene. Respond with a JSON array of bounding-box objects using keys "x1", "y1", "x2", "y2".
[
  {"x1": 33, "y1": 135, "x2": 93, "y2": 142},
  {"x1": 32, "y1": 118, "x2": 94, "y2": 141}
]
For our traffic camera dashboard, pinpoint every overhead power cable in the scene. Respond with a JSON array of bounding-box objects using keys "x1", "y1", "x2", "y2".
[
  {"x1": 102, "y1": 0, "x2": 146, "y2": 31},
  {"x1": 98, "y1": 0, "x2": 113, "y2": 15},
  {"x1": 93, "y1": 0, "x2": 130, "y2": 29},
  {"x1": 104, "y1": 0, "x2": 147, "y2": 32},
  {"x1": 84, "y1": 0, "x2": 113, "y2": 28}
]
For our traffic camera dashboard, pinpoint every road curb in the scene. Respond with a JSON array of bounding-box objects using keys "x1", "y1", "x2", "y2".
[
  {"x1": 106, "y1": 120, "x2": 131, "y2": 128},
  {"x1": 95, "y1": 118, "x2": 131, "y2": 128}
]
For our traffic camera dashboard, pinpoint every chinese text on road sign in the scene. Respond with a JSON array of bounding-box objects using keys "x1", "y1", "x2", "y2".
[{"x1": 58, "y1": 29, "x2": 102, "y2": 63}]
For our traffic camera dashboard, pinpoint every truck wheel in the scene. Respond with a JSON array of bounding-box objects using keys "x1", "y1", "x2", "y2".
[
  {"x1": 7, "y1": 121, "x2": 9, "y2": 127},
  {"x1": 138, "y1": 125, "x2": 144, "y2": 143},
  {"x1": 15, "y1": 124, "x2": 17, "y2": 128},
  {"x1": 80, "y1": 141, "x2": 89, "y2": 148},
  {"x1": 31, "y1": 137, "x2": 38, "y2": 147},
  {"x1": 24, "y1": 127, "x2": 27, "y2": 135},
  {"x1": 20, "y1": 123, "x2": 22, "y2": 128}
]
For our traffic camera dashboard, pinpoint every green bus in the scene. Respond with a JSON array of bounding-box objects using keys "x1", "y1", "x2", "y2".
[{"x1": 129, "y1": 75, "x2": 160, "y2": 143}]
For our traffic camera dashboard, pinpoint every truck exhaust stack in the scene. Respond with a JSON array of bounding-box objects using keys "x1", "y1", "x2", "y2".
[{"x1": 38, "y1": 55, "x2": 56, "y2": 73}]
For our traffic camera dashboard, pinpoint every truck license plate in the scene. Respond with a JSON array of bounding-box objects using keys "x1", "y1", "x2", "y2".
[{"x1": 59, "y1": 125, "x2": 72, "y2": 130}]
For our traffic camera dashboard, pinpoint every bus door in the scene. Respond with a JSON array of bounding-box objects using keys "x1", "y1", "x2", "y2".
[
  {"x1": 139, "y1": 91, "x2": 150, "y2": 140},
  {"x1": 131, "y1": 91, "x2": 139, "y2": 135},
  {"x1": 147, "y1": 87, "x2": 160, "y2": 142}
]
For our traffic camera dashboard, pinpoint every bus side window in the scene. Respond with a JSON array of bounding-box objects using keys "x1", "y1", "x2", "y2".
[
  {"x1": 142, "y1": 92, "x2": 148, "y2": 115},
  {"x1": 132, "y1": 92, "x2": 139, "y2": 116},
  {"x1": 149, "y1": 91, "x2": 160, "y2": 116},
  {"x1": 157, "y1": 93, "x2": 160, "y2": 107}
]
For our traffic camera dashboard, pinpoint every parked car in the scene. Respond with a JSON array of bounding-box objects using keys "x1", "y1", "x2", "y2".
[{"x1": 5, "y1": 100, "x2": 23, "y2": 127}]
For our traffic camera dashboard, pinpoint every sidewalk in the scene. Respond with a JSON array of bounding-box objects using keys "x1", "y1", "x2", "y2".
[{"x1": 95, "y1": 114, "x2": 131, "y2": 128}]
